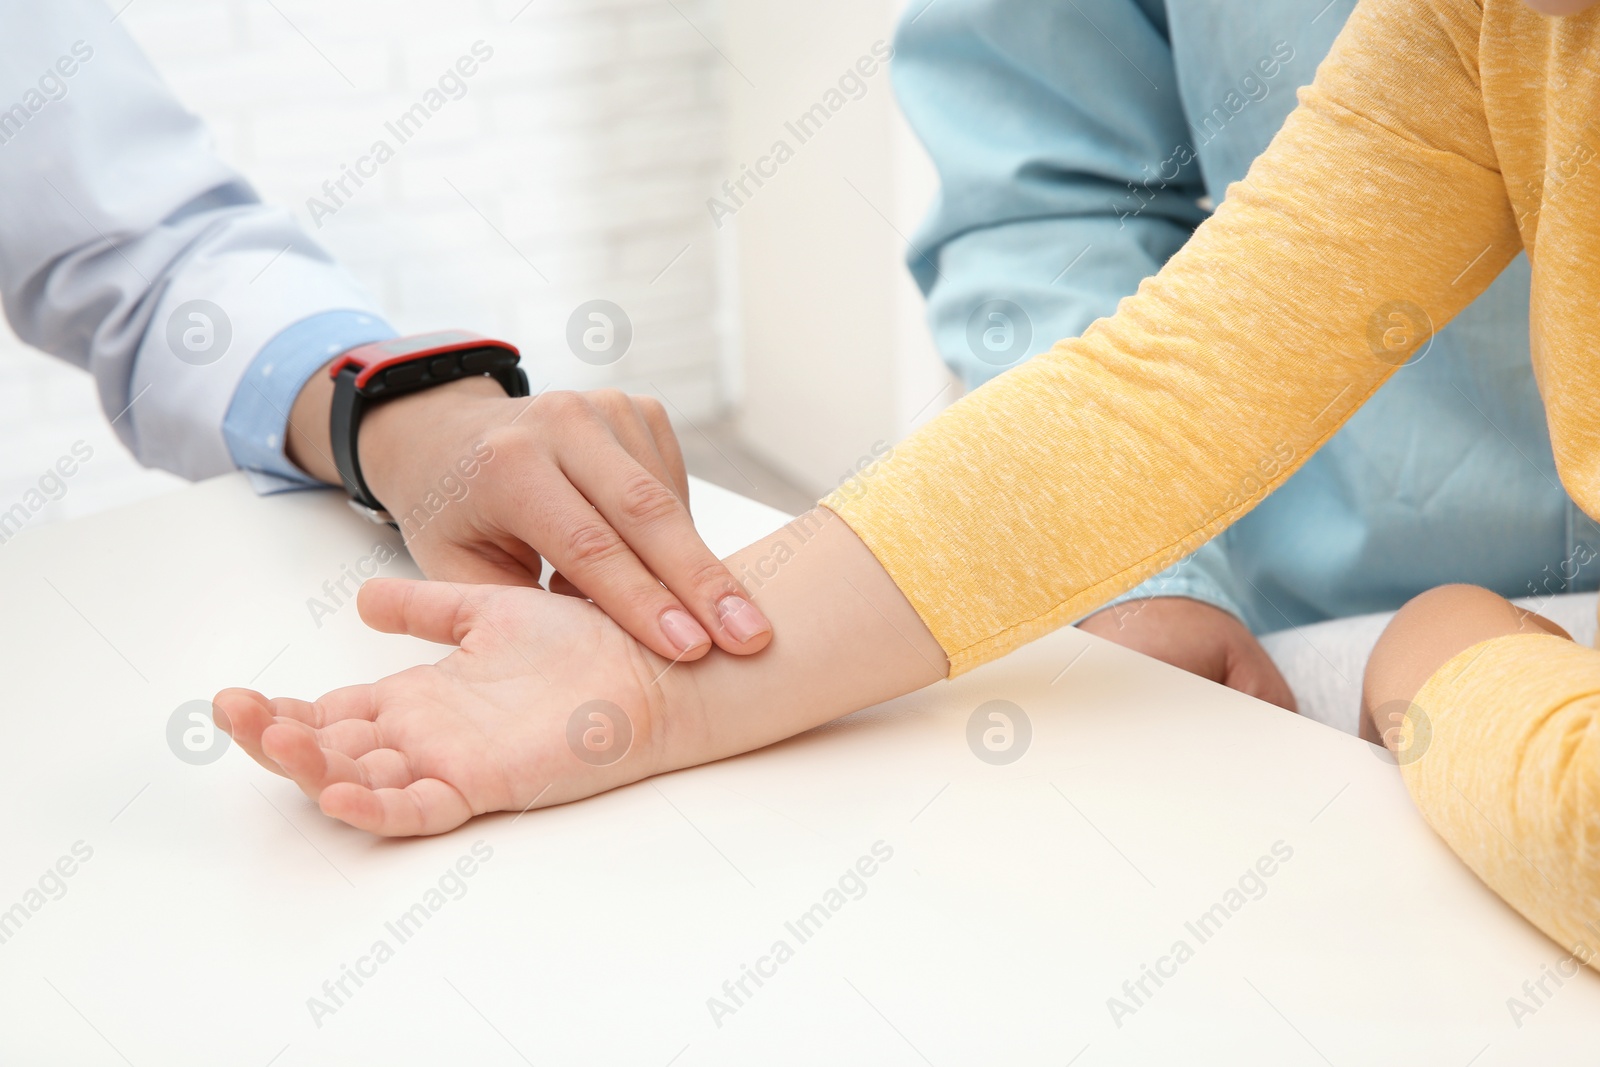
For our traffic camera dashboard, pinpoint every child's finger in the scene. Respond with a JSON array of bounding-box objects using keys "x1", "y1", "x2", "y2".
[
  {"x1": 319, "y1": 779, "x2": 473, "y2": 837},
  {"x1": 260, "y1": 721, "x2": 363, "y2": 798},
  {"x1": 357, "y1": 578, "x2": 481, "y2": 645},
  {"x1": 348, "y1": 748, "x2": 417, "y2": 791},
  {"x1": 313, "y1": 718, "x2": 386, "y2": 761},
  {"x1": 213, "y1": 689, "x2": 290, "y2": 776},
  {"x1": 261, "y1": 720, "x2": 420, "y2": 796},
  {"x1": 264, "y1": 685, "x2": 380, "y2": 728}
]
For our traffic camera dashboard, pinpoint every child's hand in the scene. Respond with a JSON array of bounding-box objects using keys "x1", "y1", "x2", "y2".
[{"x1": 215, "y1": 578, "x2": 692, "y2": 836}]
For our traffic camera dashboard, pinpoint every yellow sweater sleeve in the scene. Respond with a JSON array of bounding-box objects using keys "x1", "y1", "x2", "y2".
[
  {"x1": 826, "y1": 0, "x2": 1521, "y2": 675},
  {"x1": 1404, "y1": 634, "x2": 1600, "y2": 964}
]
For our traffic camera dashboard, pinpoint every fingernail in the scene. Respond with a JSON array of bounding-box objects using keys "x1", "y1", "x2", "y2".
[
  {"x1": 717, "y1": 595, "x2": 770, "y2": 643},
  {"x1": 660, "y1": 608, "x2": 711, "y2": 654}
]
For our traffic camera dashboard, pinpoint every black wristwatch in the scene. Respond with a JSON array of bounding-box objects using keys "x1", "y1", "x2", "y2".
[{"x1": 328, "y1": 330, "x2": 529, "y2": 523}]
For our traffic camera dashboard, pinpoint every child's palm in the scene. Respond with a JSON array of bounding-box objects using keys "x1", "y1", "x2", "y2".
[{"x1": 217, "y1": 579, "x2": 674, "y2": 836}]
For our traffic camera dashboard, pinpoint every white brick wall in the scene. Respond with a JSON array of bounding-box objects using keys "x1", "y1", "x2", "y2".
[{"x1": 0, "y1": 0, "x2": 730, "y2": 525}]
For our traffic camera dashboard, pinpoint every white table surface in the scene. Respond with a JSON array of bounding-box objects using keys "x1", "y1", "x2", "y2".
[{"x1": 1, "y1": 474, "x2": 1595, "y2": 1065}]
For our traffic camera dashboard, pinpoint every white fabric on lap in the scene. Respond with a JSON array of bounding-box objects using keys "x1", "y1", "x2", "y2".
[{"x1": 1258, "y1": 592, "x2": 1598, "y2": 735}]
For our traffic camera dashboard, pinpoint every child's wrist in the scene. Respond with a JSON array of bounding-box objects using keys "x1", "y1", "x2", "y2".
[{"x1": 646, "y1": 645, "x2": 717, "y2": 777}]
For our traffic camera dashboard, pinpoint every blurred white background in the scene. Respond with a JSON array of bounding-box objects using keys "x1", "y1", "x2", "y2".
[{"x1": 0, "y1": 0, "x2": 955, "y2": 527}]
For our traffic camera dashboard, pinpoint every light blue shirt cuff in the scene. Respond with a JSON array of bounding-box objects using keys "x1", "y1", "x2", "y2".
[
  {"x1": 1085, "y1": 541, "x2": 1253, "y2": 630},
  {"x1": 221, "y1": 309, "x2": 397, "y2": 494}
]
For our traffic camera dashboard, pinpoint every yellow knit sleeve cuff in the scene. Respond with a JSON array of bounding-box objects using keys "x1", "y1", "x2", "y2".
[{"x1": 1403, "y1": 632, "x2": 1600, "y2": 964}]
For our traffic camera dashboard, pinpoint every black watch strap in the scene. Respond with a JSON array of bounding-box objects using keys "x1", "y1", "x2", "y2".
[
  {"x1": 328, "y1": 332, "x2": 528, "y2": 519},
  {"x1": 329, "y1": 365, "x2": 382, "y2": 513}
]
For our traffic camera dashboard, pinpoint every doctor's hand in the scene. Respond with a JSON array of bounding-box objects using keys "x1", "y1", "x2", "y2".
[
  {"x1": 286, "y1": 371, "x2": 772, "y2": 665},
  {"x1": 1077, "y1": 597, "x2": 1298, "y2": 713},
  {"x1": 214, "y1": 578, "x2": 694, "y2": 836}
]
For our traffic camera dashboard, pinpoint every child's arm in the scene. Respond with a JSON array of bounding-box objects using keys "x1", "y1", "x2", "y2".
[
  {"x1": 216, "y1": 509, "x2": 947, "y2": 836},
  {"x1": 826, "y1": 0, "x2": 1519, "y2": 675},
  {"x1": 1364, "y1": 585, "x2": 1600, "y2": 965}
]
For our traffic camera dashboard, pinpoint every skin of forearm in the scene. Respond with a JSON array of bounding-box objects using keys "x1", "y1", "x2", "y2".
[
  {"x1": 662, "y1": 507, "x2": 948, "y2": 770},
  {"x1": 285, "y1": 358, "x2": 504, "y2": 489},
  {"x1": 1359, "y1": 585, "x2": 1570, "y2": 746}
]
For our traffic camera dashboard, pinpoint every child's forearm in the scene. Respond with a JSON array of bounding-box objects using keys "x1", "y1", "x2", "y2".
[
  {"x1": 1364, "y1": 585, "x2": 1600, "y2": 969},
  {"x1": 1403, "y1": 633, "x2": 1600, "y2": 968},
  {"x1": 662, "y1": 507, "x2": 948, "y2": 771}
]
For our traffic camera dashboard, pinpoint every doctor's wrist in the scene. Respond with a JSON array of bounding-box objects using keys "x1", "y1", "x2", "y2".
[
  {"x1": 284, "y1": 354, "x2": 504, "y2": 496},
  {"x1": 355, "y1": 375, "x2": 507, "y2": 511}
]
